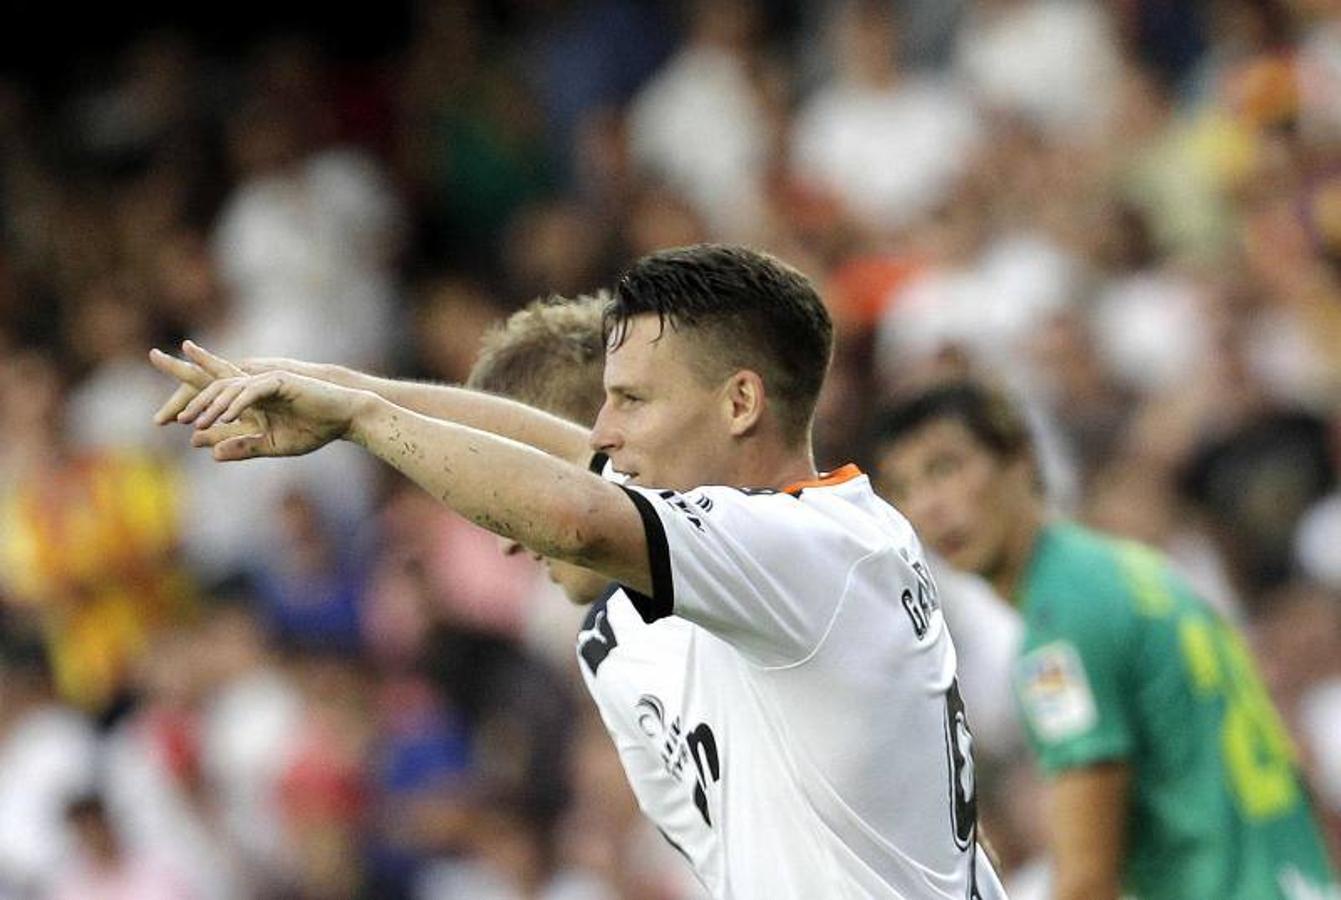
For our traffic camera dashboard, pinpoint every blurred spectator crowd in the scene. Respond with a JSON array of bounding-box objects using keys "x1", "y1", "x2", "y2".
[{"x1": 1, "y1": 0, "x2": 1341, "y2": 897}]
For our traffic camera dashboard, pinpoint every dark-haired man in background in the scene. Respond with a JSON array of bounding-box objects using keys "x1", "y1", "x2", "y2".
[{"x1": 871, "y1": 380, "x2": 1337, "y2": 900}]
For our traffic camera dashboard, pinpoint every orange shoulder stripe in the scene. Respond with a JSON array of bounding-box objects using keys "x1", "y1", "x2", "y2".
[{"x1": 782, "y1": 463, "x2": 864, "y2": 495}]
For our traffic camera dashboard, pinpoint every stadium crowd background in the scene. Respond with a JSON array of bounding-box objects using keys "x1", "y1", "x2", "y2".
[{"x1": 1, "y1": 0, "x2": 1340, "y2": 897}]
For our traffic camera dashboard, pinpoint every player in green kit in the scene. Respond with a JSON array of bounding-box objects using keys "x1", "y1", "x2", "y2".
[{"x1": 872, "y1": 380, "x2": 1338, "y2": 900}]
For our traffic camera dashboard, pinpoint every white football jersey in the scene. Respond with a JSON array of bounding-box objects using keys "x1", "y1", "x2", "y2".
[{"x1": 576, "y1": 464, "x2": 1007, "y2": 899}]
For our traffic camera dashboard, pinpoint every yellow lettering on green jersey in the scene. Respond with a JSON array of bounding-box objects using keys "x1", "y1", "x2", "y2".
[
  {"x1": 1178, "y1": 614, "x2": 1298, "y2": 820},
  {"x1": 1117, "y1": 542, "x2": 1175, "y2": 617}
]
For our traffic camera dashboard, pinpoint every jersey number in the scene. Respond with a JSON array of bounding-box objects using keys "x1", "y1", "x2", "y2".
[
  {"x1": 1179, "y1": 616, "x2": 1298, "y2": 820},
  {"x1": 688, "y1": 723, "x2": 721, "y2": 827},
  {"x1": 943, "y1": 678, "x2": 977, "y2": 850}
]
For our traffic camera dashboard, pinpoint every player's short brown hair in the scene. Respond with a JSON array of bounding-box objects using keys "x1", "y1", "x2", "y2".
[
  {"x1": 467, "y1": 292, "x2": 608, "y2": 426},
  {"x1": 606, "y1": 244, "x2": 834, "y2": 446}
]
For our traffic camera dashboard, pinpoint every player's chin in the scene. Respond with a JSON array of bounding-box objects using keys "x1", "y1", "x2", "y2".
[
  {"x1": 557, "y1": 580, "x2": 603, "y2": 605},
  {"x1": 565, "y1": 591, "x2": 602, "y2": 606},
  {"x1": 547, "y1": 563, "x2": 607, "y2": 604},
  {"x1": 937, "y1": 538, "x2": 983, "y2": 574}
]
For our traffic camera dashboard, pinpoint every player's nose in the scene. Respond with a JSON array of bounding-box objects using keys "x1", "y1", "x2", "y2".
[
  {"x1": 903, "y1": 486, "x2": 948, "y2": 533},
  {"x1": 589, "y1": 403, "x2": 620, "y2": 454}
]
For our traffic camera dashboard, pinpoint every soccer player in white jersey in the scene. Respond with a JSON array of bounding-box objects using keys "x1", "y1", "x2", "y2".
[
  {"x1": 463, "y1": 294, "x2": 709, "y2": 890},
  {"x1": 153, "y1": 244, "x2": 1006, "y2": 899}
]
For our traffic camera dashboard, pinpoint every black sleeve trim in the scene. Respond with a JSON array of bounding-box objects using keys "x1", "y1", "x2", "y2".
[
  {"x1": 588, "y1": 452, "x2": 610, "y2": 475},
  {"x1": 619, "y1": 486, "x2": 674, "y2": 623}
]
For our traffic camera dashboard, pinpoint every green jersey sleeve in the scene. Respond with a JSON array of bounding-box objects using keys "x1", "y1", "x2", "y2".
[{"x1": 1015, "y1": 563, "x2": 1139, "y2": 773}]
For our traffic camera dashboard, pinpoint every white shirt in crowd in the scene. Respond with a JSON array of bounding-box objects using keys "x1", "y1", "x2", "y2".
[
  {"x1": 956, "y1": 0, "x2": 1122, "y2": 139},
  {"x1": 0, "y1": 706, "x2": 98, "y2": 896},
  {"x1": 791, "y1": 77, "x2": 980, "y2": 233},
  {"x1": 627, "y1": 45, "x2": 771, "y2": 241}
]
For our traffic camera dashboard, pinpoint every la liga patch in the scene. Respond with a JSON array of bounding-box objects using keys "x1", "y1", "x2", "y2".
[{"x1": 1017, "y1": 641, "x2": 1098, "y2": 742}]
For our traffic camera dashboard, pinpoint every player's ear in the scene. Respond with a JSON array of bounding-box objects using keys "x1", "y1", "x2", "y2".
[{"x1": 723, "y1": 369, "x2": 765, "y2": 438}]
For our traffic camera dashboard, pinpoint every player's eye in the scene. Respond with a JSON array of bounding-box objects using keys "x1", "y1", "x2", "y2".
[{"x1": 927, "y1": 453, "x2": 960, "y2": 479}]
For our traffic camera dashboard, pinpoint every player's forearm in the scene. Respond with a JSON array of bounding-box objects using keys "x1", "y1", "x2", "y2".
[
  {"x1": 311, "y1": 364, "x2": 591, "y2": 464},
  {"x1": 1049, "y1": 764, "x2": 1129, "y2": 900},
  {"x1": 347, "y1": 394, "x2": 648, "y2": 592}
]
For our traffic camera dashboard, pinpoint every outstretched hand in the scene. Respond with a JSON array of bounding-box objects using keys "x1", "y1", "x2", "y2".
[
  {"x1": 150, "y1": 341, "x2": 247, "y2": 431},
  {"x1": 150, "y1": 341, "x2": 297, "y2": 424},
  {"x1": 150, "y1": 342, "x2": 367, "y2": 460}
]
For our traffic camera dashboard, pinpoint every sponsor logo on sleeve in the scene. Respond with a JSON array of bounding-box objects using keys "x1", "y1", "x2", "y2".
[
  {"x1": 634, "y1": 693, "x2": 721, "y2": 828},
  {"x1": 1017, "y1": 641, "x2": 1098, "y2": 742},
  {"x1": 658, "y1": 490, "x2": 704, "y2": 531}
]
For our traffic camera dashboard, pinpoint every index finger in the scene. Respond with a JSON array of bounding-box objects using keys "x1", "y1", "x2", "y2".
[
  {"x1": 149, "y1": 348, "x2": 211, "y2": 388},
  {"x1": 183, "y1": 341, "x2": 246, "y2": 379}
]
